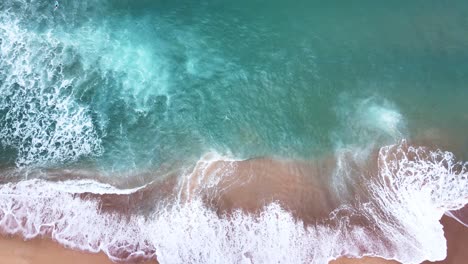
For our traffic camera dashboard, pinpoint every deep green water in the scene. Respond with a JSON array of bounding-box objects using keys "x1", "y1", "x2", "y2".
[{"x1": 0, "y1": 0, "x2": 467, "y2": 173}]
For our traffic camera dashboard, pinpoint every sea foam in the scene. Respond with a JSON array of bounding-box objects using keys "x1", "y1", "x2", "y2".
[
  {"x1": 0, "y1": 13, "x2": 102, "y2": 167},
  {"x1": 0, "y1": 179, "x2": 154, "y2": 262},
  {"x1": 0, "y1": 144, "x2": 466, "y2": 263}
]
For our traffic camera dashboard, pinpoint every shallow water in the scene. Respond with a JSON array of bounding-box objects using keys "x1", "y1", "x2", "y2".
[
  {"x1": 0, "y1": 1, "x2": 467, "y2": 263},
  {"x1": 1, "y1": 0, "x2": 467, "y2": 170}
]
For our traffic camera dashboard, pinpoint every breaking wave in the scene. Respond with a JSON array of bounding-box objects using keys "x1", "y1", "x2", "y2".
[{"x1": 0, "y1": 7, "x2": 103, "y2": 167}]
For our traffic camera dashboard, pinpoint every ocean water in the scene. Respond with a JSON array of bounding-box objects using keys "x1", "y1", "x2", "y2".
[{"x1": 0, "y1": 0, "x2": 467, "y2": 263}]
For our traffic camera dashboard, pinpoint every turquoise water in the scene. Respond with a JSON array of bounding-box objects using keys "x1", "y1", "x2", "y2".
[
  {"x1": 0, "y1": 0, "x2": 467, "y2": 172},
  {"x1": 1, "y1": 2, "x2": 468, "y2": 263}
]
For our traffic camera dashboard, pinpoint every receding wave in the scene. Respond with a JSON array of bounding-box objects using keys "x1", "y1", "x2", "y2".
[{"x1": 0, "y1": 143, "x2": 466, "y2": 263}]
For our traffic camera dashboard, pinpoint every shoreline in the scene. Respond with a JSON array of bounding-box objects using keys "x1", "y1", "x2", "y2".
[
  {"x1": 0, "y1": 214, "x2": 466, "y2": 264},
  {"x1": 0, "y1": 213, "x2": 468, "y2": 264},
  {"x1": 0, "y1": 235, "x2": 123, "y2": 264},
  {"x1": 0, "y1": 237, "x2": 394, "y2": 264},
  {"x1": 0, "y1": 144, "x2": 466, "y2": 263}
]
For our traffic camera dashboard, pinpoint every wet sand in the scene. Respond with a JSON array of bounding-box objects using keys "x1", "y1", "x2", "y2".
[
  {"x1": 184, "y1": 157, "x2": 343, "y2": 224},
  {"x1": 1, "y1": 214, "x2": 465, "y2": 264},
  {"x1": 423, "y1": 215, "x2": 468, "y2": 264},
  {"x1": 0, "y1": 236, "x2": 396, "y2": 264},
  {"x1": 0, "y1": 144, "x2": 466, "y2": 263},
  {"x1": 0, "y1": 236, "x2": 118, "y2": 264}
]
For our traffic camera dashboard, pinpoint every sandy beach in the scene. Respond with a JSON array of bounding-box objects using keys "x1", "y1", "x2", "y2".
[
  {"x1": 0, "y1": 214, "x2": 465, "y2": 264},
  {"x1": 0, "y1": 236, "x2": 394, "y2": 264},
  {"x1": 0, "y1": 236, "x2": 116, "y2": 264},
  {"x1": 0, "y1": 148, "x2": 466, "y2": 264}
]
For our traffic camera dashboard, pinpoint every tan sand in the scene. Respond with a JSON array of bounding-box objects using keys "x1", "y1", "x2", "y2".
[{"x1": 0, "y1": 236, "x2": 116, "y2": 264}]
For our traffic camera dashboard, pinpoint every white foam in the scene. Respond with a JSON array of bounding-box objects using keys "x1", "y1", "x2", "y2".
[
  {"x1": 0, "y1": 178, "x2": 380, "y2": 263},
  {"x1": 0, "y1": 13, "x2": 103, "y2": 167},
  {"x1": 47, "y1": 179, "x2": 147, "y2": 195},
  {"x1": 365, "y1": 143, "x2": 468, "y2": 262},
  {"x1": 332, "y1": 95, "x2": 406, "y2": 150},
  {"x1": 56, "y1": 19, "x2": 171, "y2": 111},
  {"x1": 363, "y1": 103, "x2": 403, "y2": 139},
  {"x1": 0, "y1": 1, "x2": 174, "y2": 167},
  {"x1": 0, "y1": 146, "x2": 466, "y2": 263},
  {"x1": 150, "y1": 199, "x2": 402, "y2": 264},
  {"x1": 176, "y1": 151, "x2": 242, "y2": 201},
  {"x1": 331, "y1": 95, "x2": 406, "y2": 199},
  {"x1": 0, "y1": 179, "x2": 154, "y2": 261},
  {"x1": 445, "y1": 211, "x2": 468, "y2": 228}
]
